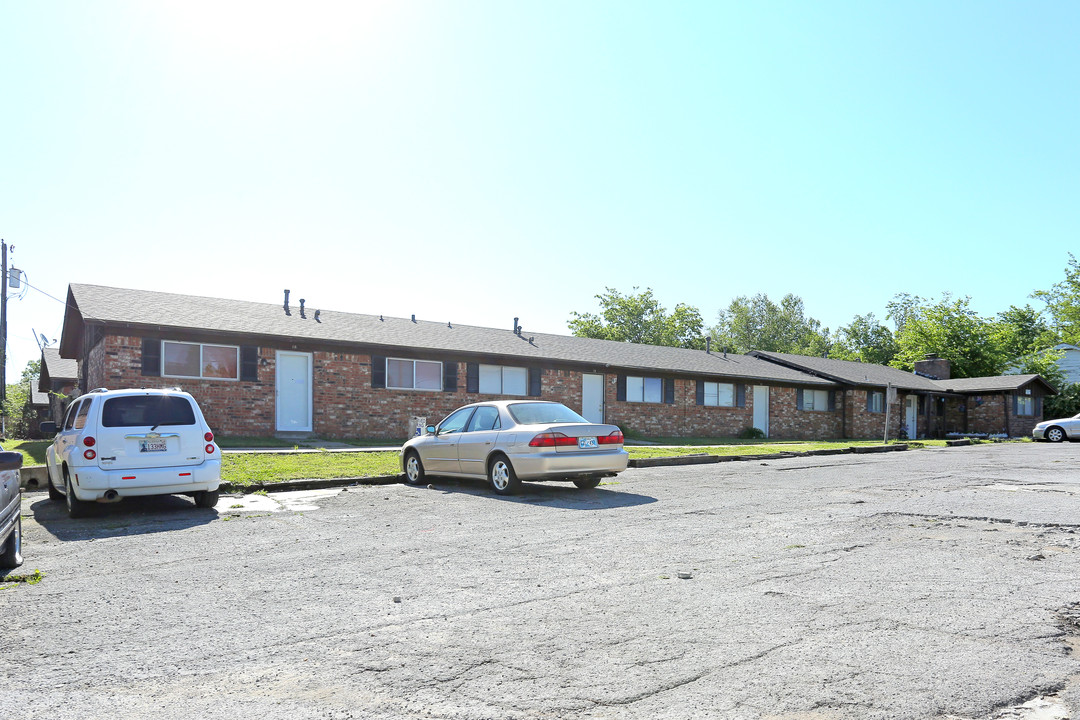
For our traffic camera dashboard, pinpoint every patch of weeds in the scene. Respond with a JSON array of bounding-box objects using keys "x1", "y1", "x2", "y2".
[
  {"x1": 1, "y1": 569, "x2": 44, "y2": 588},
  {"x1": 658, "y1": 574, "x2": 670, "y2": 580},
  {"x1": 246, "y1": 513, "x2": 272, "y2": 519},
  {"x1": 221, "y1": 516, "x2": 233, "y2": 522},
  {"x1": 229, "y1": 503, "x2": 244, "y2": 509},
  {"x1": 252, "y1": 489, "x2": 268, "y2": 496}
]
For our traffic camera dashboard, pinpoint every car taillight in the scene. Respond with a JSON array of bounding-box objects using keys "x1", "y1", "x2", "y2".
[
  {"x1": 204, "y1": 431, "x2": 214, "y2": 443},
  {"x1": 205, "y1": 444, "x2": 216, "y2": 454},
  {"x1": 84, "y1": 449, "x2": 97, "y2": 460},
  {"x1": 83, "y1": 436, "x2": 96, "y2": 447},
  {"x1": 528, "y1": 432, "x2": 578, "y2": 448},
  {"x1": 597, "y1": 430, "x2": 624, "y2": 445}
]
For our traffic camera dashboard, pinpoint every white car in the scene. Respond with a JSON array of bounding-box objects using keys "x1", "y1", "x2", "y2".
[
  {"x1": 45, "y1": 388, "x2": 222, "y2": 517},
  {"x1": 401, "y1": 400, "x2": 628, "y2": 495},
  {"x1": 1032, "y1": 413, "x2": 1080, "y2": 443}
]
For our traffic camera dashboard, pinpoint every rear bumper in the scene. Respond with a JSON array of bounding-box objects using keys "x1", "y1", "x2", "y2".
[
  {"x1": 70, "y1": 460, "x2": 221, "y2": 501},
  {"x1": 508, "y1": 448, "x2": 628, "y2": 480}
]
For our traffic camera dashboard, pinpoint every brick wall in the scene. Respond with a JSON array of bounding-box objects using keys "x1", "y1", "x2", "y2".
[{"x1": 768, "y1": 387, "x2": 844, "y2": 440}]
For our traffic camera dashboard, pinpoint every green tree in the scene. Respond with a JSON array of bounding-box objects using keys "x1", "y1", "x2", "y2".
[
  {"x1": 1032, "y1": 252, "x2": 1080, "y2": 345},
  {"x1": 711, "y1": 293, "x2": 829, "y2": 355},
  {"x1": 994, "y1": 304, "x2": 1057, "y2": 359},
  {"x1": 568, "y1": 287, "x2": 706, "y2": 349},
  {"x1": 890, "y1": 293, "x2": 1004, "y2": 378},
  {"x1": 828, "y1": 313, "x2": 898, "y2": 365},
  {"x1": 3, "y1": 359, "x2": 41, "y2": 439}
]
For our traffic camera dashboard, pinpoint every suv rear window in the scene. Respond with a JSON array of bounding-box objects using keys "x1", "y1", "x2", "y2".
[{"x1": 101, "y1": 396, "x2": 197, "y2": 428}]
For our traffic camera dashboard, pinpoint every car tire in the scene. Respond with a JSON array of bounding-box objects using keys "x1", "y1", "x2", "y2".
[
  {"x1": 65, "y1": 471, "x2": 90, "y2": 519},
  {"x1": 488, "y1": 455, "x2": 521, "y2": 496},
  {"x1": 1047, "y1": 426, "x2": 1066, "y2": 443},
  {"x1": 47, "y1": 475, "x2": 64, "y2": 502},
  {"x1": 404, "y1": 452, "x2": 426, "y2": 485},
  {"x1": 573, "y1": 476, "x2": 602, "y2": 490},
  {"x1": 194, "y1": 490, "x2": 219, "y2": 509},
  {"x1": 0, "y1": 514, "x2": 22, "y2": 569}
]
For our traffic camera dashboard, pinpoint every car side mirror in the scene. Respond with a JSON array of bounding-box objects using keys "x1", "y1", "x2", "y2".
[
  {"x1": 39, "y1": 421, "x2": 57, "y2": 436},
  {"x1": 0, "y1": 451, "x2": 23, "y2": 471},
  {"x1": 426, "y1": 425, "x2": 436, "y2": 435}
]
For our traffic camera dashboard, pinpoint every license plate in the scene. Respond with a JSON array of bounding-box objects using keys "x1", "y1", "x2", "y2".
[
  {"x1": 578, "y1": 436, "x2": 598, "y2": 449},
  {"x1": 140, "y1": 440, "x2": 167, "y2": 453}
]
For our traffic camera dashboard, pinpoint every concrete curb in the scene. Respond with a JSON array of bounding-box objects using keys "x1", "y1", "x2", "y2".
[{"x1": 627, "y1": 444, "x2": 912, "y2": 468}]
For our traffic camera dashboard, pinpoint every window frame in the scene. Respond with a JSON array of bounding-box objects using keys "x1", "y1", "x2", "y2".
[
  {"x1": 1016, "y1": 395, "x2": 1035, "y2": 416},
  {"x1": 478, "y1": 364, "x2": 528, "y2": 396},
  {"x1": 801, "y1": 389, "x2": 831, "y2": 412},
  {"x1": 626, "y1": 375, "x2": 664, "y2": 404},
  {"x1": 702, "y1": 381, "x2": 736, "y2": 408},
  {"x1": 161, "y1": 340, "x2": 240, "y2": 381},
  {"x1": 867, "y1": 390, "x2": 885, "y2": 414},
  {"x1": 386, "y1": 357, "x2": 444, "y2": 391}
]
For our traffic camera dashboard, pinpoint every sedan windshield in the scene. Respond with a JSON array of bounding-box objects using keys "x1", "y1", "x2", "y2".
[{"x1": 508, "y1": 402, "x2": 588, "y2": 425}]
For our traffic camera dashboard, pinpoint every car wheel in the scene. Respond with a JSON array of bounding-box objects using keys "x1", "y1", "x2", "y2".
[
  {"x1": 573, "y1": 476, "x2": 602, "y2": 490},
  {"x1": 47, "y1": 475, "x2": 64, "y2": 502},
  {"x1": 194, "y1": 490, "x2": 219, "y2": 509},
  {"x1": 0, "y1": 514, "x2": 22, "y2": 569},
  {"x1": 65, "y1": 471, "x2": 90, "y2": 519},
  {"x1": 1046, "y1": 426, "x2": 1066, "y2": 443},
  {"x1": 404, "y1": 452, "x2": 426, "y2": 485},
  {"x1": 488, "y1": 455, "x2": 521, "y2": 496}
]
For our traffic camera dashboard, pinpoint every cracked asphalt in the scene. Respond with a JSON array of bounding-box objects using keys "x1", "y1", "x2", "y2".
[{"x1": 3, "y1": 442, "x2": 1080, "y2": 720}]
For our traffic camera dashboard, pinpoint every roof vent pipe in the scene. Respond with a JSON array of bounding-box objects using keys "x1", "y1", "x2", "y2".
[
  {"x1": 706, "y1": 337, "x2": 712, "y2": 354},
  {"x1": 299, "y1": 299, "x2": 306, "y2": 319},
  {"x1": 411, "y1": 314, "x2": 416, "y2": 323},
  {"x1": 514, "y1": 317, "x2": 520, "y2": 334},
  {"x1": 314, "y1": 310, "x2": 321, "y2": 323},
  {"x1": 283, "y1": 289, "x2": 291, "y2": 316}
]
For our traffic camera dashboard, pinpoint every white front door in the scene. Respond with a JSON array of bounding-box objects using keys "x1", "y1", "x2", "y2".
[
  {"x1": 276, "y1": 351, "x2": 313, "y2": 432},
  {"x1": 905, "y1": 396, "x2": 918, "y2": 439},
  {"x1": 753, "y1": 385, "x2": 770, "y2": 438},
  {"x1": 582, "y1": 374, "x2": 605, "y2": 424}
]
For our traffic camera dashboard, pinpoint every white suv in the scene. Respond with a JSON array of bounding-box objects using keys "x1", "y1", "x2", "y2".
[{"x1": 45, "y1": 388, "x2": 222, "y2": 517}]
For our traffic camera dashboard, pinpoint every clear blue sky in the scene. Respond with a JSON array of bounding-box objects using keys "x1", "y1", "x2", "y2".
[{"x1": 3, "y1": 1, "x2": 1078, "y2": 383}]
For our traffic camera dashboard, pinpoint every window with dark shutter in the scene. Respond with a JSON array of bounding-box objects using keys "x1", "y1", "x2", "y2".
[
  {"x1": 443, "y1": 362, "x2": 458, "y2": 392},
  {"x1": 142, "y1": 338, "x2": 161, "y2": 377},
  {"x1": 528, "y1": 368, "x2": 542, "y2": 397},
  {"x1": 371, "y1": 356, "x2": 386, "y2": 388},
  {"x1": 240, "y1": 346, "x2": 259, "y2": 382},
  {"x1": 829, "y1": 390, "x2": 838, "y2": 412},
  {"x1": 466, "y1": 363, "x2": 479, "y2": 393},
  {"x1": 736, "y1": 384, "x2": 746, "y2": 408},
  {"x1": 616, "y1": 375, "x2": 627, "y2": 402},
  {"x1": 695, "y1": 381, "x2": 704, "y2": 406},
  {"x1": 663, "y1": 378, "x2": 675, "y2": 404}
]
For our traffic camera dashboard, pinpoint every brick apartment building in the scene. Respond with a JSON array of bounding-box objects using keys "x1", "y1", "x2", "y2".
[{"x1": 54, "y1": 284, "x2": 1056, "y2": 441}]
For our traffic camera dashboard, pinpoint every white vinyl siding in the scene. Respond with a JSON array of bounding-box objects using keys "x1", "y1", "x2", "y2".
[
  {"x1": 478, "y1": 364, "x2": 528, "y2": 396},
  {"x1": 626, "y1": 376, "x2": 663, "y2": 404},
  {"x1": 387, "y1": 358, "x2": 443, "y2": 391},
  {"x1": 801, "y1": 389, "x2": 831, "y2": 411},
  {"x1": 703, "y1": 382, "x2": 735, "y2": 407}
]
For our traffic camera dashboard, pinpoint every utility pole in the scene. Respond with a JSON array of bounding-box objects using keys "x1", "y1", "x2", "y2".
[{"x1": 1, "y1": 239, "x2": 7, "y2": 437}]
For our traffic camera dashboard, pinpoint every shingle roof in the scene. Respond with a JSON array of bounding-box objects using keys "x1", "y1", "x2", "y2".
[
  {"x1": 934, "y1": 374, "x2": 1054, "y2": 394},
  {"x1": 30, "y1": 386, "x2": 50, "y2": 407},
  {"x1": 64, "y1": 284, "x2": 836, "y2": 387},
  {"x1": 749, "y1": 351, "x2": 943, "y2": 391},
  {"x1": 41, "y1": 347, "x2": 78, "y2": 381}
]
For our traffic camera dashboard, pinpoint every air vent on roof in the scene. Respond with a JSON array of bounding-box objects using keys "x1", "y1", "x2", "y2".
[
  {"x1": 706, "y1": 337, "x2": 712, "y2": 354},
  {"x1": 314, "y1": 310, "x2": 321, "y2": 323},
  {"x1": 299, "y1": 299, "x2": 306, "y2": 319},
  {"x1": 283, "y1": 289, "x2": 291, "y2": 316},
  {"x1": 411, "y1": 314, "x2": 416, "y2": 323}
]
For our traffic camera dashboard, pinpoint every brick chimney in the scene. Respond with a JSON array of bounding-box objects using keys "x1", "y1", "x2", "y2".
[{"x1": 914, "y1": 353, "x2": 950, "y2": 380}]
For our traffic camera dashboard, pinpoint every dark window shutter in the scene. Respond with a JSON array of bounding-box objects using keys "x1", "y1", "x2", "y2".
[
  {"x1": 466, "y1": 363, "x2": 479, "y2": 393},
  {"x1": 1036, "y1": 396, "x2": 1043, "y2": 416},
  {"x1": 443, "y1": 362, "x2": 458, "y2": 392},
  {"x1": 663, "y1": 378, "x2": 675, "y2": 405},
  {"x1": 142, "y1": 338, "x2": 161, "y2": 377},
  {"x1": 240, "y1": 346, "x2": 258, "y2": 382},
  {"x1": 1011, "y1": 394, "x2": 1018, "y2": 415},
  {"x1": 736, "y1": 384, "x2": 746, "y2": 408},
  {"x1": 919, "y1": 396, "x2": 926, "y2": 414},
  {"x1": 616, "y1": 374, "x2": 626, "y2": 402},
  {"x1": 695, "y1": 380, "x2": 704, "y2": 406},
  {"x1": 371, "y1": 356, "x2": 386, "y2": 388},
  {"x1": 866, "y1": 390, "x2": 872, "y2": 412},
  {"x1": 828, "y1": 390, "x2": 837, "y2": 412},
  {"x1": 528, "y1": 367, "x2": 542, "y2": 397},
  {"x1": 797, "y1": 389, "x2": 804, "y2": 409}
]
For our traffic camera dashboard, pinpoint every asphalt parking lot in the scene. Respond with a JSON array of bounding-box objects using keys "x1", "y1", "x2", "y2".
[{"x1": 3, "y1": 443, "x2": 1080, "y2": 720}]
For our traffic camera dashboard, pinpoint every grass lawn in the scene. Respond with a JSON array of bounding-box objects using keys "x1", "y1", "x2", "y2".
[
  {"x1": 222, "y1": 451, "x2": 401, "y2": 486},
  {"x1": 2, "y1": 440, "x2": 50, "y2": 466}
]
